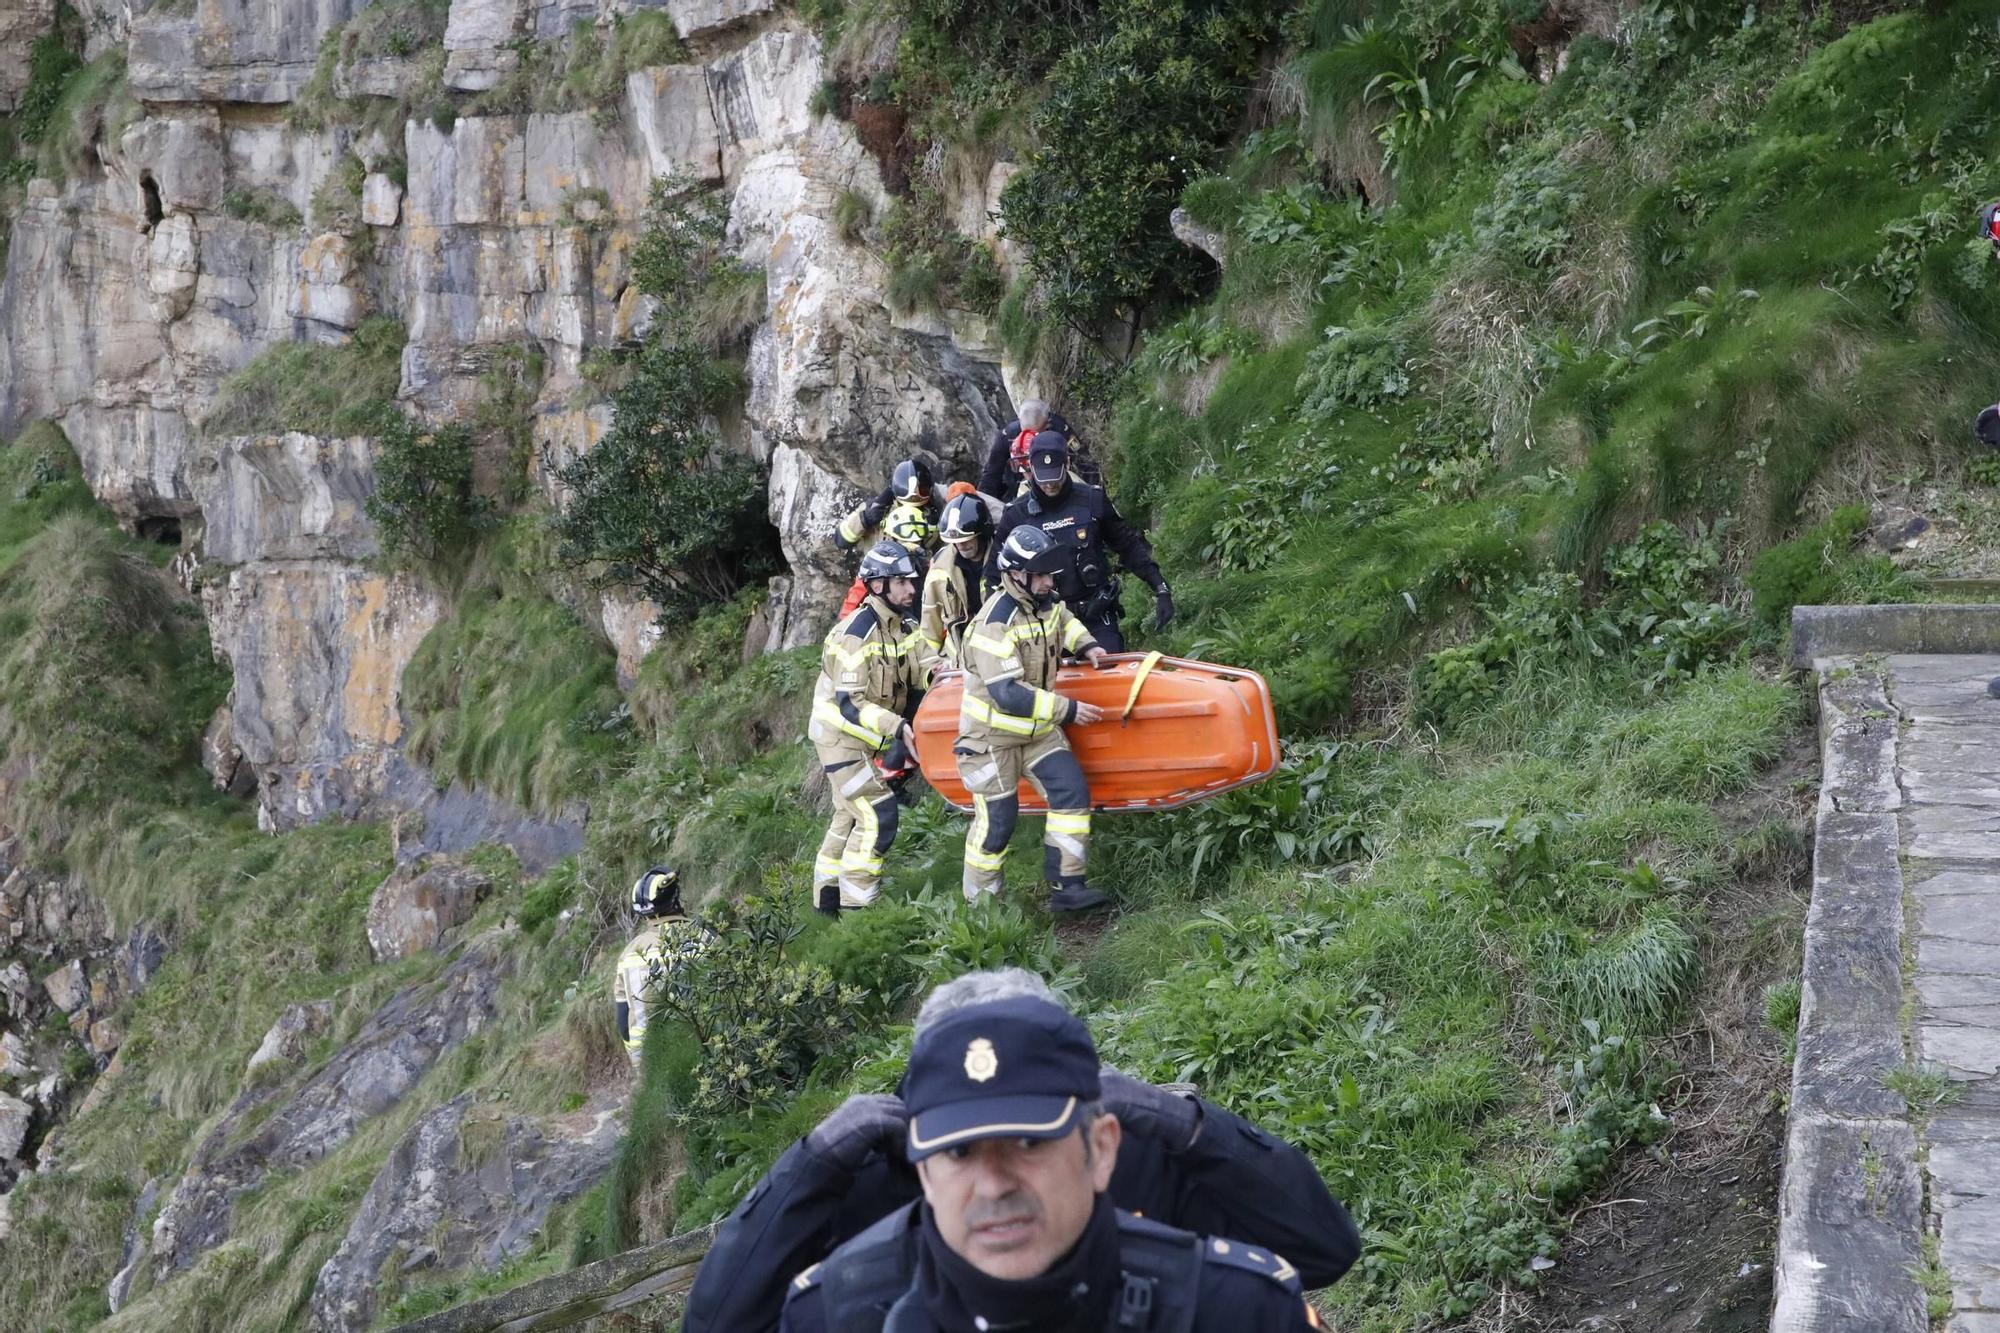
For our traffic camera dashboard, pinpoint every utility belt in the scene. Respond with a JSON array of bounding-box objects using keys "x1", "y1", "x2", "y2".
[{"x1": 1068, "y1": 566, "x2": 1122, "y2": 622}]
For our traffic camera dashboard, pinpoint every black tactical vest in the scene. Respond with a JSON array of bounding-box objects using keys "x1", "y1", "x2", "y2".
[{"x1": 815, "y1": 1205, "x2": 1202, "y2": 1333}]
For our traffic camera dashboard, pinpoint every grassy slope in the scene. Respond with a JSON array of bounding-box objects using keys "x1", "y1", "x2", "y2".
[{"x1": 10, "y1": 3, "x2": 2000, "y2": 1331}]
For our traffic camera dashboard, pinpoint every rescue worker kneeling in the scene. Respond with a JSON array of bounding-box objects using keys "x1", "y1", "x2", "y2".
[
  {"x1": 957, "y1": 526, "x2": 1110, "y2": 915},
  {"x1": 810, "y1": 540, "x2": 927, "y2": 917}
]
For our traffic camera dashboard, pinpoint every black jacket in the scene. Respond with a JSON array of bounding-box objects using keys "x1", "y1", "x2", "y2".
[
  {"x1": 777, "y1": 1204, "x2": 1322, "y2": 1333},
  {"x1": 979, "y1": 414, "x2": 1100, "y2": 499},
  {"x1": 986, "y1": 479, "x2": 1164, "y2": 616},
  {"x1": 682, "y1": 1097, "x2": 1359, "y2": 1333}
]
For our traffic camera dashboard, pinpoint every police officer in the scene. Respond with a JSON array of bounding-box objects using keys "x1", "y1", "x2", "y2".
[
  {"x1": 682, "y1": 967, "x2": 1359, "y2": 1333},
  {"x1": 809, "y1": 541, "x2": 928, "y2": 917},
  {"x1": 978, "y1": 399, "x2": 1100, "y2": 499},
  {"x1": 779, "y1": 978, "x2": 1328, "y2": 1332},
  {"x1": 837, "y1": 458, "x2": 937, "y2": 552},
  {"x1": 918, "y1": 493, "x2": 991, "y2": 669},
  {"x1": 988, "y1": 433, "x2": 1172, "y2": 654},
  {"x1": 612, "y1": 866, "x2": 702, "y2": 1067},
  {"x1": 959, "y1": 526, "x2": 1109, "y2": 914}
]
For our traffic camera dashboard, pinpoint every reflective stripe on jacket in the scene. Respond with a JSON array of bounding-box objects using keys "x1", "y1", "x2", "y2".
[
  {"x1": 810, "y1": 595, "x2": 926, "y2": 752},
  {"x1": 957, "y1": 590, "x2": 1095, "y2": 743}
]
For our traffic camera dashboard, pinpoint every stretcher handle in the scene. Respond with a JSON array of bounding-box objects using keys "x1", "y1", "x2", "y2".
[{"x1": 1121, "y1": 650, "x2": 1163, "y2": 723}]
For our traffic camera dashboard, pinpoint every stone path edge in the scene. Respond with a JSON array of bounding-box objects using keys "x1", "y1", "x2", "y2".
[
  {"x1": 1791, "y1": 604, "x2": 2000, "y2": 668},
  {"x1": 1772, "y1": 649, "x2": 1926, "y2": 1333}
]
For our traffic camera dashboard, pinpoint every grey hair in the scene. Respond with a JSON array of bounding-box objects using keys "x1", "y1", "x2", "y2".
[
  {"x1": 1017, "y1": 399, "x2": 1050, "y2": 430},
  {"x1": 914, "y1": 966, "x2": 1066, "y2": 1035}
]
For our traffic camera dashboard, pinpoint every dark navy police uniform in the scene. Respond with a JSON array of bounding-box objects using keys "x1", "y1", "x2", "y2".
[
  {"x1": 778, "y1": 1202, "x2": 1326, "y2": 1333},
  {"x1": 685, "y1": 993, "x2": 1356, "y2": 1333},
  {"x1": 985, "y1": 438, "x2": 1165, "y2": 654}
]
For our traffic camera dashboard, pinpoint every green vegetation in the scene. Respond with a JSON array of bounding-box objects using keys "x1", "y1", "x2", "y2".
[
  {"x1": 293, "y1": 2, "x2": 682, "y2": 137},
  {"x1": 202, "y1": 318, "x2": 406, "y2": 440},
  {"x1": 366, "y1": 416, "x2": 493, "y2": 564},
  {"x1": 21, "y1": 1, "x2": 2000, "y2": 1329},
  {"x1": 552, "y1": 177, "x2": 777, "y2": 622},
  {"x1": 1882, "y1": 1061, "x2": 1964, "y2": 1113},
  {"x1": 400, "y1": 526, "x2": 630, "y2": 814},
  {"x1": 221, "y1": 188, "x2": 305, "y2": 229},
  {"x1": 0, "y1": 453, "x2": 225, "y2": 864}
]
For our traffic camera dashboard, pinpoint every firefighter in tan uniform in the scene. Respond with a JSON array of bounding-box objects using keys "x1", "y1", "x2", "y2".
[
  {"x1": 809, "y1": 541, "x2": 927, "y2": 918},
  {"x1": 956, "y1": 525, "x2": 1112, "y2": 914},
  {"x1": 613, "y1": 866, "x2": 704, "y2": 1066},
  {"x1": 917, "y1": 492, "x2": 992, "y2": 669},
  {"x1": 834, "y1": 459, "x2": 936, "y2": 553}
]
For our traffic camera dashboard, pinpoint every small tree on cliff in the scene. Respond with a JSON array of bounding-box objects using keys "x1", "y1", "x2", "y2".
[
  {"x1": 551, "y1": 172, "x2": 776, "y2": 622},
  {"x1": 367, "y1": 414, "x2": 493, "y2": 563}
]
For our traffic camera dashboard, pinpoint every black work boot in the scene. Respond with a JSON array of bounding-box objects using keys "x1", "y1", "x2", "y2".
[
  {"x1": 815, "y1": 885, "x2": 843, "y2": 919},
  {"x1": 1046, "y1": 880, "x2": 1110, "y2": 914}
]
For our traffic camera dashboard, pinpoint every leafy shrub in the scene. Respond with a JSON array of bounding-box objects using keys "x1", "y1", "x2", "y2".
[
  {"x1": 650, "y1": 894, "x2": 867, "y2": 1119},
  {"x1": 999, "y1": 0, "x2": 1273, "y2": 329},
  {"x1": 1201, "y1": 489, "x2": 1290, "y2": 572},
  {"x1": 365, "y1": 415, "x2": 493, "y2": 562},
  {"x1": 1297, "y1": 323, "x2": 1411, "y2": 416},
  {"x1": 554, "y1": 176, "x2": 778, "y2": 621},
  {"x1": 1106, "y1": 740, "x2": 1386, "y2": 892},
  {"x1": 549, "y1": 337, "x2": 774, "y2": 621},
  {"x1": 1145, "y1": 312, "x2": 1256, "y2": 378},
  {"x1": 1378, "y1": 407, "x2": 1493, "y2": 501},
  {"x1": 1464, "y1": 152, "x2": 1581, "y2": 269}
]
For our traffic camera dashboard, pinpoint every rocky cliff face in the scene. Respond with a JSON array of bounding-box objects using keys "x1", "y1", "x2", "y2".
[
  {"x1": 0, "y1": 0, "x2": 1019, "y2": 836},
  {"x1": 0, "y1": 0, "x2": 1020, "y2": 1311}
]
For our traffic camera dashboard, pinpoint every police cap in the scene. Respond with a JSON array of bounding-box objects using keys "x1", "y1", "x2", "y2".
[
  {"x1": 902, "y1": 996, "x2": 1102, "y2": 1161},
  {"x1": 1027, "y1": 431, "x2": 1070, "y2": 484}
]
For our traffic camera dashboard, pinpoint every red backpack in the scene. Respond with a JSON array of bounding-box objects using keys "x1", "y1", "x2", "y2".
[{"x1": 1007, "y1": 427, "x2": 1036, "y2": 476}]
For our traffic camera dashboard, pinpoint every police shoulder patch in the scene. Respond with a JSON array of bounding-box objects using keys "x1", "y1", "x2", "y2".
[{"x1": 1202, "y1": 1237, "x2": 1303, "y2": 1294}]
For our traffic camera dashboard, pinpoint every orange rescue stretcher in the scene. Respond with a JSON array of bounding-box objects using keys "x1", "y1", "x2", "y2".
[{"x1": 911, "y1": 652, "x2": 1281, "y2": 814}]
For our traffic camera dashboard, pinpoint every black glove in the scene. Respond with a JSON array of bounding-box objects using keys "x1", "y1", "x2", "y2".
[
  {"x1": 834, "y1": 531, "x2": 857, "y2": 553},
  {"x1": 804, "y1": 1092, "x2": 909, "y2": 1172},
  {"x1": 1153, "y1": 587, "x2": 1176, "y2": 631},
  {"x1": 1100, "y1": 1068, "x2": 1200, "y2": 1151}
]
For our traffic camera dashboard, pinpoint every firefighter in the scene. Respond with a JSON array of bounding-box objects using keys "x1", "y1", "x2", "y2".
[
  {"x1": 612, "y1": 866, "x2": 702, "y2": 1067},
  {"x1": 835, "y1": 458, "x2": 936, "y2": 552},
  {"x1": 957, "y1": 525, "x2": 1110, "y2": 914},
  {"x1": 917, "y1": 492, "x2": 991, "y2": 668},
  {"x1": 839, "y1": 502, "x2": 938, "y2": 618},
  {"x1": 988, "y1": 433, "x2": 1172, "y2": 653},
  {"x1": 808, "y1": 541, "x2": 927, "y2": 917}
]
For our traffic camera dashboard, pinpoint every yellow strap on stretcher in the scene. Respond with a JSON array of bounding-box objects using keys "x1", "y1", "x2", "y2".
[{"x1": 1121, "y1": 650, "x2": 1163, "y2": 723}]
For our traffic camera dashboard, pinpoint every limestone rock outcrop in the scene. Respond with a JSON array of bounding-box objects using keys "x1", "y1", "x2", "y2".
[
  {"x1": 151, "y1": 935, "x2": 513, "y2": 1278},
  {"x1": 364, "y1": 856, "x2": 494, "y2": 962},
  {"x1": 245, "y1": 1000, "x2": 333, "y2": 1075},
  {"x1": 307, "y1": 1093, "x2": 624, "y2": 1332}
]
